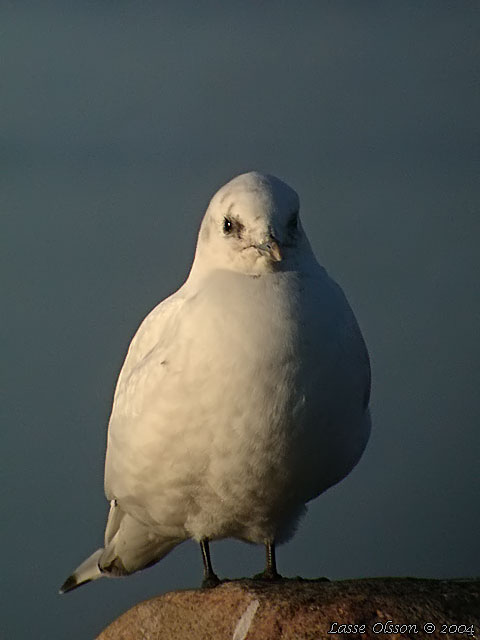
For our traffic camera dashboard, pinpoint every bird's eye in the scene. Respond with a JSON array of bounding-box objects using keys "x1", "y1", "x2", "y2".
[{"x1": 223, "y1": 217, "x2": 233, "y2": 234}]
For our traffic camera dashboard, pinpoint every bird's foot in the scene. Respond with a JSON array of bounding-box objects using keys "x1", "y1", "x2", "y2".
[
  {"x1": 201, "y1": 572, "x2": 221, "y2": 589},
  {"x1": 253, "y1": 568, "x2": 283, "y2": 581}
]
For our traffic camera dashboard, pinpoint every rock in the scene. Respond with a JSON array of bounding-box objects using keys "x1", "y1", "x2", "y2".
[{"x1": 97, "y1": 577, "x2": 480, "y2": 639}]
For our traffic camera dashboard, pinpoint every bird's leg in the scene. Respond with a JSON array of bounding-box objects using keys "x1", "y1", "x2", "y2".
[
  {"x1": 200, "y1": 538, "x2": 220, "y2": 588},
  {"x1": 253, "y1": 539, "x2": 282, "y2": 580}
]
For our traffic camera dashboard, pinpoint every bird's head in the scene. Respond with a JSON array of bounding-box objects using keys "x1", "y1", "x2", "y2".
[{"x1": 193, "y1": 172, "x2": 308, "y2": 277}]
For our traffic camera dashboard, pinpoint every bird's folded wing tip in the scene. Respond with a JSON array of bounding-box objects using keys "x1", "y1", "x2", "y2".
[{"x1": 58, "y1": 574, "x2": 79, "y2": 595}]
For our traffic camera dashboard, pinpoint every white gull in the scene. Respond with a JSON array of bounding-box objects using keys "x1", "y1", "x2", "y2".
[{"x1": 60, "y1": 171, "x2": 371, "y2": 592}]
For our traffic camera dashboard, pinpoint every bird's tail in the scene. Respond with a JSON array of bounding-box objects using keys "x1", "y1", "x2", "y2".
[
  {"x1": 59, "y1": 548, "x2": 103, "y2": 593},
  {"x1": 59, "y1": 501, "x2": 184, "y2": 594}
]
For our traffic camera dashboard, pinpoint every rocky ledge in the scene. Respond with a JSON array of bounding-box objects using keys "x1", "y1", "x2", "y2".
[{"x1": 97, "y1": 577, "x2": 480, "y2": 640}]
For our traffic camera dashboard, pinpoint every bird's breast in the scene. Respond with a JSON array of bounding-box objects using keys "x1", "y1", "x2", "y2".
[
  {"x1": 107, "y1": 268, "x2": 370, "y2": 541},
  {"x1": 174, "y1": 273, "x2": 315, "y2": 522}
]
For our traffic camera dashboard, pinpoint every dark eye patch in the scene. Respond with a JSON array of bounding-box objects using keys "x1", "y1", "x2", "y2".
[{"x1": 222, "y1": 216, "x2": 244, "y2": 238}]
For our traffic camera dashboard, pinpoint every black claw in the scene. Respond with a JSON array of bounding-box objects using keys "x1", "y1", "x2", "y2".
[
  {"x1": 253, "y1": 568, "x2": 283, "y2": 581},
  {"x1": 201, "y1": 574, "x2": 221, "y2": 589}
]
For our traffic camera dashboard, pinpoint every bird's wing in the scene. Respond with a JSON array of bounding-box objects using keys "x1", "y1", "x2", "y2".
[
  {"x1": 104, "y1": 290, "x2": 188, "y2": 503},
  {"x1": 114, "y1": 291, "x2": 185, "y2": 386}
]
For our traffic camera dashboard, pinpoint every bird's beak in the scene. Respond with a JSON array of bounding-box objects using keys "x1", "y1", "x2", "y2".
[{"x1": 255, "y1": 237, "x2": 283, "y2": 262}]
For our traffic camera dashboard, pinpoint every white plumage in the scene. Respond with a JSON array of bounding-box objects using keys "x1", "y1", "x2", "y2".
[{"x1": 60, "y1": 171, "x2": 371, "y2": 592}]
